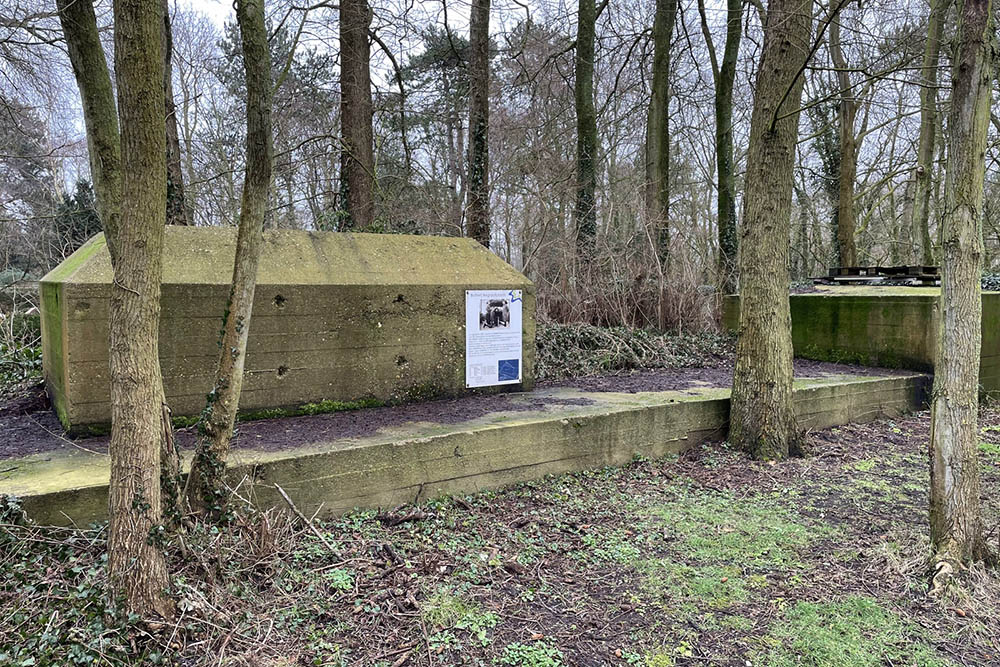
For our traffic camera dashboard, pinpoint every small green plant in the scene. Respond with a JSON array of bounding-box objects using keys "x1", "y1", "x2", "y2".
[{"x1": 498, "y1": 641, "x2": 565, "y2": 667}]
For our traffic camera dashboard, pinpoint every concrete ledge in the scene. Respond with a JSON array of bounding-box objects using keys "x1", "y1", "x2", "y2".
[{"x1": 1, "y1": 373, "x2": 930, "y2": 526}]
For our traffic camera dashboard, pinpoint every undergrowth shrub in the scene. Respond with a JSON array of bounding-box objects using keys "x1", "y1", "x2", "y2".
[{"x1": 0, "y1": 308, "x2": 42, "y2": 394}]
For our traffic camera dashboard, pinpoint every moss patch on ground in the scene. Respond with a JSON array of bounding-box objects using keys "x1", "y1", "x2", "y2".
[{"x1": 3, "y1": 406, "x2": 1000, "y2": 665}]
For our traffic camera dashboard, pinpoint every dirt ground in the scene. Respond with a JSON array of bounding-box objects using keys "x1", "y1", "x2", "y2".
[
  {"x1": 0, "y1": 359, "x2": 906, "y2": 460},
  {"x1": 3, "y1": 405, "x2": 999, "y2": 666}
]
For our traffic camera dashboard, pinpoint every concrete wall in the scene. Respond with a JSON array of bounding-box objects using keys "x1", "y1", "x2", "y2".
[
  {"x1": 40, "y1": 229, "x2": 536, "y2": 432},
  {"x1": 9, "y1": 374, "x2": 930, "y2": 526},
  {"x1": 723, "y1": 287, "x2": 1000, "y2": 392}
]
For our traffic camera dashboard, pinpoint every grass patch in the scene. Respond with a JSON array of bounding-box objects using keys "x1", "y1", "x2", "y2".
[
  {"x1": 757, "y1": 596, "x2": 945, "y2": 667},
  {"x1": 646, "y1": 488, "x2": 832, "y2": 569}
]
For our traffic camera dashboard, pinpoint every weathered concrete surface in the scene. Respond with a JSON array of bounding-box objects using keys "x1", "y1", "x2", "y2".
[
  {"x1": 40, "y1": 228, "x2": 535, "y2": 433},
  {"x1": 723, "y1": 285, "x2": 1000, "y2": 393},
  {"x1": 1, "y1": 373, "x2": 930, "y2": 526}
]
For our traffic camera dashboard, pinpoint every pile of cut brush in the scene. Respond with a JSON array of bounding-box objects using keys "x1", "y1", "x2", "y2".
[{"x1": 535, "y1": 322, "x2": 733, "y2": 382}]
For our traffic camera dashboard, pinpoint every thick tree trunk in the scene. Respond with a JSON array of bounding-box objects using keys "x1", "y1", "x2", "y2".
[
  {"x1": 911, "y1": 0, "x2": 952, "y2": 265},
  {"x1": 715, "y1": 0, "x2": 742, "y2": 295},
  {"x1": 729, "y1": 0, "x2": 813, "y2": 460},
  {"x1": 574, "y1": 0, "x2": 598, "y2": 253},
  {"x1": 187, "y1": 0, "x2": 273, "y2": 514},
  {"x1": 59, "y1": 0, "x2": 183, "y2": 522},
  {"x1": 162, "y1": 0, "x2": 189, "y2": 226},
  {"x1": 466, "y1": 0, "x2": 491, "y2": 248},
  {"x1": 645, "y1": 0, "x2": 678, "y2": 269},
  {"x1": 829, "y1": 15, "x2": 858, "y2": 267},
  {"x1": 108, "y1": 0, "x2": 172, "y2": 618},
  {"x1": 339, "y1": 0, "x2": 375, "y2": 230},
  {"x1": 928, "y1": 0, "x2": 993, "y2": 592}
]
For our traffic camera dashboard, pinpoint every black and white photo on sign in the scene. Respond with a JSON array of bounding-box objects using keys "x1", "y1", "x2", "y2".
[{"x1": 479, "y1": 298, "x2": 510, "y2": 330}]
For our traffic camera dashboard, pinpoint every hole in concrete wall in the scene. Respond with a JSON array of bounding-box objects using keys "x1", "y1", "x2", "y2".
[
  {"x1": 395, "y1": 355, "x2": 408, "y2": 367},
  {"x1": 393, "y1": 294, "x2": 407, "y2": 304},
  {"x1": 277, "y1": 365, "x2": 289, "y2": 378},
  {"x1": 74, "y1": 302, "x2": 91, "y2": 313},
  {"x1": 273, "y1": 294, "x2": 286, "y2": 309}
]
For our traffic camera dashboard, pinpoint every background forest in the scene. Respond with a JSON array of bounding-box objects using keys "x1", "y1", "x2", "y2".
[{"x1": 2, "y1": 0, "x2": 1000, "y2": 330}]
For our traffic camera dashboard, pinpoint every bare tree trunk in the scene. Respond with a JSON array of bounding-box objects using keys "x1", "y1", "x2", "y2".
[
  {"x1": 928, "y1": 0, "x2": 994, "y2": 593},
  {"x1": 339, "y1": 0, "x2": 375, "y2": 230},
  {"x1": 58, "y1": 0, "x2": 183, "y2": 523},
  {"x1": 829, "y1": 13, "x2": 858, "y2": 267},
  {"x1": 466, "y1": 0, "x2": 491, "y2": 247},
  {"x1": 911, "y1": 0, "x2": 953, "y2": 265},
  {"x1": 56, "y1": 0, "x2": 122, "y2": 259},
  {"x1": 187, "y1": 0, "x2": 273, "y2": 515},
  {"x1": 729, "y1": 0, "x2": 813, "y2": 460},
  {"x1": 108, "y1": 0, "x2": 173, "y2": 618},
  {"x1": 645, "y1": 0, "x2": 678, "y2": 269},
  {"x1": 574, "y1": 0, "x2": 599, "y2": 254},
  {"x1": 162, "y1": 0, "x2": 189, "y2": 226}
]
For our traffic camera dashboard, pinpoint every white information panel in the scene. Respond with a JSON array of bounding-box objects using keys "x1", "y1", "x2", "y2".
[{"x1": 465, "y1": 289, "x2": 523, "y2": 387}]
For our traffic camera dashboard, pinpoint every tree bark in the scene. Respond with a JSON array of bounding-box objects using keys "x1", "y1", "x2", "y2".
[
  {"x1": 108, "y1": 0, "x2": 173, "y2": 618},
  {"x1": 645, "y1": 0, "x2": 678, "y2": 270},
  {"x1": 59, "y1": 0, "x2": 184, "y2": 527},
  {"x1": 187, "y1": 0, "x2": 273, "y2": 515},
  {"x1": 162, "y1": 0, "x2": 189, "y2": 226},
  {"x1": 928, "y1": 0, "x2": 993, "y2": 592},
  {"x1": 729, "y1": 0, "x2": 814, "y2": 460},
  {"x1": 574, "y1": 0, "x2": 598, "y2": 253},
  {"x1": 911, "y1": 0, "x2": 952, "y2": 265},
  {"x1": 466, "y1": 0, "x2": 491, "y2": 247},
  {"x1": 829, "y1": 13, "x2": 858, "y2": 267},
  {"x1": 339, "y1": 0, "x2": 375, "y2": 230},
  {"x1": 56, "y1": 0, "x2": 122, "y2": 260},
  {"x1": 715, "y1": 0, "x2": 742, "y2": 294}
]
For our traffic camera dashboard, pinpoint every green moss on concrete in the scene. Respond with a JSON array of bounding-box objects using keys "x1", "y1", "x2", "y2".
[{"x1": 39, "y1": 234, "x2": 107, "y2": 285}]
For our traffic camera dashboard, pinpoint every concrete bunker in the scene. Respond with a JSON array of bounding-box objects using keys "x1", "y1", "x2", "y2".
[
  {"x1": 40, "y1": 227, "x2": 535, "y2": 433},
  {"x1": 723, "y1": 284, "x2": 1000, "y2": 392}
]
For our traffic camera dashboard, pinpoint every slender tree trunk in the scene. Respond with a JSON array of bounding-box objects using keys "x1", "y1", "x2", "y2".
[
  {"x1": 187, "y1": 0, "x2": 273, "y2": 515},
  {"x1": 108, "y1": 0, "x2": 173, "y2": 618},
  {"x1": 911, "y1": 0, "x2": 953, "y2": 265},
  {"x1": 645, "y1": 0, "x2": 678, "y2": 269},
  {"x1": 729, "y1": 0, "x2": 814, "y2": 460},
  {"x1": 928, "y1": 0, "x2": 994, "y2": 592},
  {"x1": 58, "y1": 0, "x2": 183, "y2": 522},
  {"x1": 829, "y1": 14, "x2": 858, "y2": 267},
  {"x1": 716, "y1": 0, "x2": 742, "y2": 294},
  {"x1": 466, "y1": 0, "x2": 491, "y2": 247},
  {"x1": 574, "y1": 0, "x2": 598, "y2": 253},
  {"x1": 56, "y1": 0, "x2": 122, "y2": 259},
  {"x1": 339, "y1": 0, "x2": 375, "y2": 230},
  {"x1": 162, "y1": 0, "x2": 189, "y2": 226}
]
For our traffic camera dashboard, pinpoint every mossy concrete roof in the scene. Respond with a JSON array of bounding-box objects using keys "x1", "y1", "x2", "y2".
[{"x1": 41, "y1": 227, "x2": 531, "y2": 287}]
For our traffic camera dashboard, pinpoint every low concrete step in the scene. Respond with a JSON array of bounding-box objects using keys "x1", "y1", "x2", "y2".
[{"x1": 0, "y1": 372, "x2": 930, "y2": 526}]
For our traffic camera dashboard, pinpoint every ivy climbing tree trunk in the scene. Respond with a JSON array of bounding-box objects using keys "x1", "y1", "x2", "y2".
[
  {"x1": 108, "y1": 0, "x2": 173, "y2": 617},
  {"x1": 829, "y1": 12, "x2": 858, "y2": 267},
  {"x1": 339, "y1": 0, "x2": 375, "y2": 230},
  {"x1": 729, "y1": 0, "x2": 814, "y2": 460},
  {"x1": 717, "y1": 0, "x2": 741, "y2": 294},
  {"x1": 910, "y1": 0, "x2": 953, "y2": 265},
  {"x1": 928, "y1": 0, "x2": 994, "y2": 593},
  {"x1": 162, "y1": 0, "x2": 189, "y2": 226},
  {"x1": 574, "y1": 0, "x2": 599, "y2": 254},
  {"x1": 465, "y1": 0, "x2": 491, "y2": 248},
  {"x1": 187, "y1": 0, "x2": 273, "y2": 515},
  {"x1": 58, "y1": 0, "x2": 184, "y2": 523}
]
